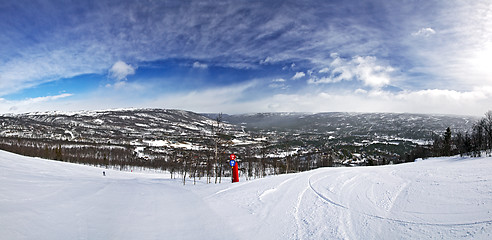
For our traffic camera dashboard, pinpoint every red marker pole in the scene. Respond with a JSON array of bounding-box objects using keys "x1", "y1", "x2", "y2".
[
  {"x1": 230, "y1": 154, "x2": 239, "y2": 183},
  {"x1": 232, "y1": 161, "x2": 239, "y2": 183}
]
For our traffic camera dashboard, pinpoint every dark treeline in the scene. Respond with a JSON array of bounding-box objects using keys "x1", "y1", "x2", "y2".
[
  {"x1": 0, "y1": 133, "x2": 404, "y2": 184},
  {"x1": 407, "y1": 111, "x2": 492, "y2": 161},
  {"x1": 0, "y1": 134, "x2": 395, "y2": 185},
  {"x1": 0, "y1": 137, "x2": 136, "y2": 168},
  {"x1": 0, "y1": 136, "x2": 332, "y2": 185}
]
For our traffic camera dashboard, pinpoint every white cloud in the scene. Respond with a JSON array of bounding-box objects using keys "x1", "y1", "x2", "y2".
[
  {"x1": 27, "y1": 93, "x2": 73, "y2": 103},
  {"x1": 269, "y1": 78, "x2": 287, "y2": 89},
  {"x1": 307, "y1": 77, "x2": 337, "y2": 84},
  {"x1": 109, "y1": 61, "x2": 136, "y2": 81},
  {"x1": 260, "y1": 57, "x2": 274, "y2": 65},
  {"x1": 192, "y1": 61, "x2": 208, "y2": 69},
  {"x1": 354, "y1": 88, "x2": 368, "y2": 94},
  {"x1": 399, "y1": 3, "x2": 492, "y2": 90},
  {"x1": 292, "y1": 72, "x2": 306, "y2": 80},
  {"x1": 0, "y1": 45, "x2": 112, "y2": 96},
  {"x1": 352, "y1": 56, "x2": 393, "y2": 88},
  {"x1": 2, "y1": 80, "x2": 491, "y2": 116},
  {"x1": 0, "y1": 93, "x2": 73, "y2": 113},
  {"x1": 244, "y1": 86, "x2": 492, "y2": 116},
  {"x1": 269, "y1": 83, "x2": 287, "y2": 89},
  {"x1": 412, "y1": 27, "x2": 436, "y2": 37},
  {"x1": 272, "y1": 78, "x2": 286, "y2": 82},
  {"x1": 112, "y1": 81, "x2": 128, "y2": 89},
  {"x1": 151, "y1": 81, "x2": 259, "y2": 113},
  {"x1": 308, "y1": 55, "x2": 394, "y2": 88}
]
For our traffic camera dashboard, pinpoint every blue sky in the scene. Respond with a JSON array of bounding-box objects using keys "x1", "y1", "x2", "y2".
[{"x1": 1, "y1": 0, "x2": 491, "y2": 115}]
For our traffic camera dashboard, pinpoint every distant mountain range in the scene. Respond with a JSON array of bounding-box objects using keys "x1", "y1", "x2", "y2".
[
  {"x1": 0, "y1": 109, "x2": 240, "y2": 144},
  {"x1": 206, "y1": 112, "x2": 477, "y2": 139},
  {"x1": 0, "y1": 108, "x2": 480, "y2": 168}
]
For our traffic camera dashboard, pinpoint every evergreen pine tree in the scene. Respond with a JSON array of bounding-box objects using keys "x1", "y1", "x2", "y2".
[{"x1": 443, "y1": 127, "x2": 452, "y2": 156}]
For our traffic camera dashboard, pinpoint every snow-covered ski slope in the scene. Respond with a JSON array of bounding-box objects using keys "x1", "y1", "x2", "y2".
[{"x1": 1, "y1": 150, "x2": 491, "y2": 239}]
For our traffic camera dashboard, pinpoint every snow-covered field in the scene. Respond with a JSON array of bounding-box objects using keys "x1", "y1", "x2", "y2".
[{"x1": 1, "y1": 150, "x2": 491, "y2": 239}]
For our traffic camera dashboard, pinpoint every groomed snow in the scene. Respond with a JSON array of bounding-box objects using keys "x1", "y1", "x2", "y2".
[{"x1": 1, "y1": 150, "x2": 491, "y2": 239}]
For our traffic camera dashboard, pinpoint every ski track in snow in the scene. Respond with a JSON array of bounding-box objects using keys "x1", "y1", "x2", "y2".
[
  {"x1": 287, "y1": 161, "x2": 492, "y2": 239},
  {"x1": 293, "y1": 182, "x2": 309, "y2": 240},
  {"x1": 259, "y1": 177, "x2": 295, "y2": 202},
  {"x1": 211, "y1": 180, "x2": 254, "y2": 196},
  {"x1": 307, "y1": 169, "x2": 492, "y2": 227}
]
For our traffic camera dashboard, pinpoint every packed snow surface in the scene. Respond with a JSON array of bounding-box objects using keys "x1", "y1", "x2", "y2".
[{"x1": 1, "y1": 150, "x2": 491, "y2": 239}]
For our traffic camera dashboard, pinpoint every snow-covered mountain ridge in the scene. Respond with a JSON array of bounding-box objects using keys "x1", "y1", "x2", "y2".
[
  {"x1": 0, "y1": 108, "x2": 239, "y2": 143},
  {"x1": 0, "y1": 108, "x2": 480, "y2": 172},
  {"x1": 0, "y1": 149, "x2": 490, "y2": 239}
]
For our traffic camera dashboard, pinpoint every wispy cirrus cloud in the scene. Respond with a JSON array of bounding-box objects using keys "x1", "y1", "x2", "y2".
[
  {"x1": 0, "y1": 93, "x2": 73, "y2": 113},
  {"x1": 269, "y1": 78, "x2": 287, "y2": 89},
  {"x1": 0, "y1": 0, "x2": 390, "y2": 96}
]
